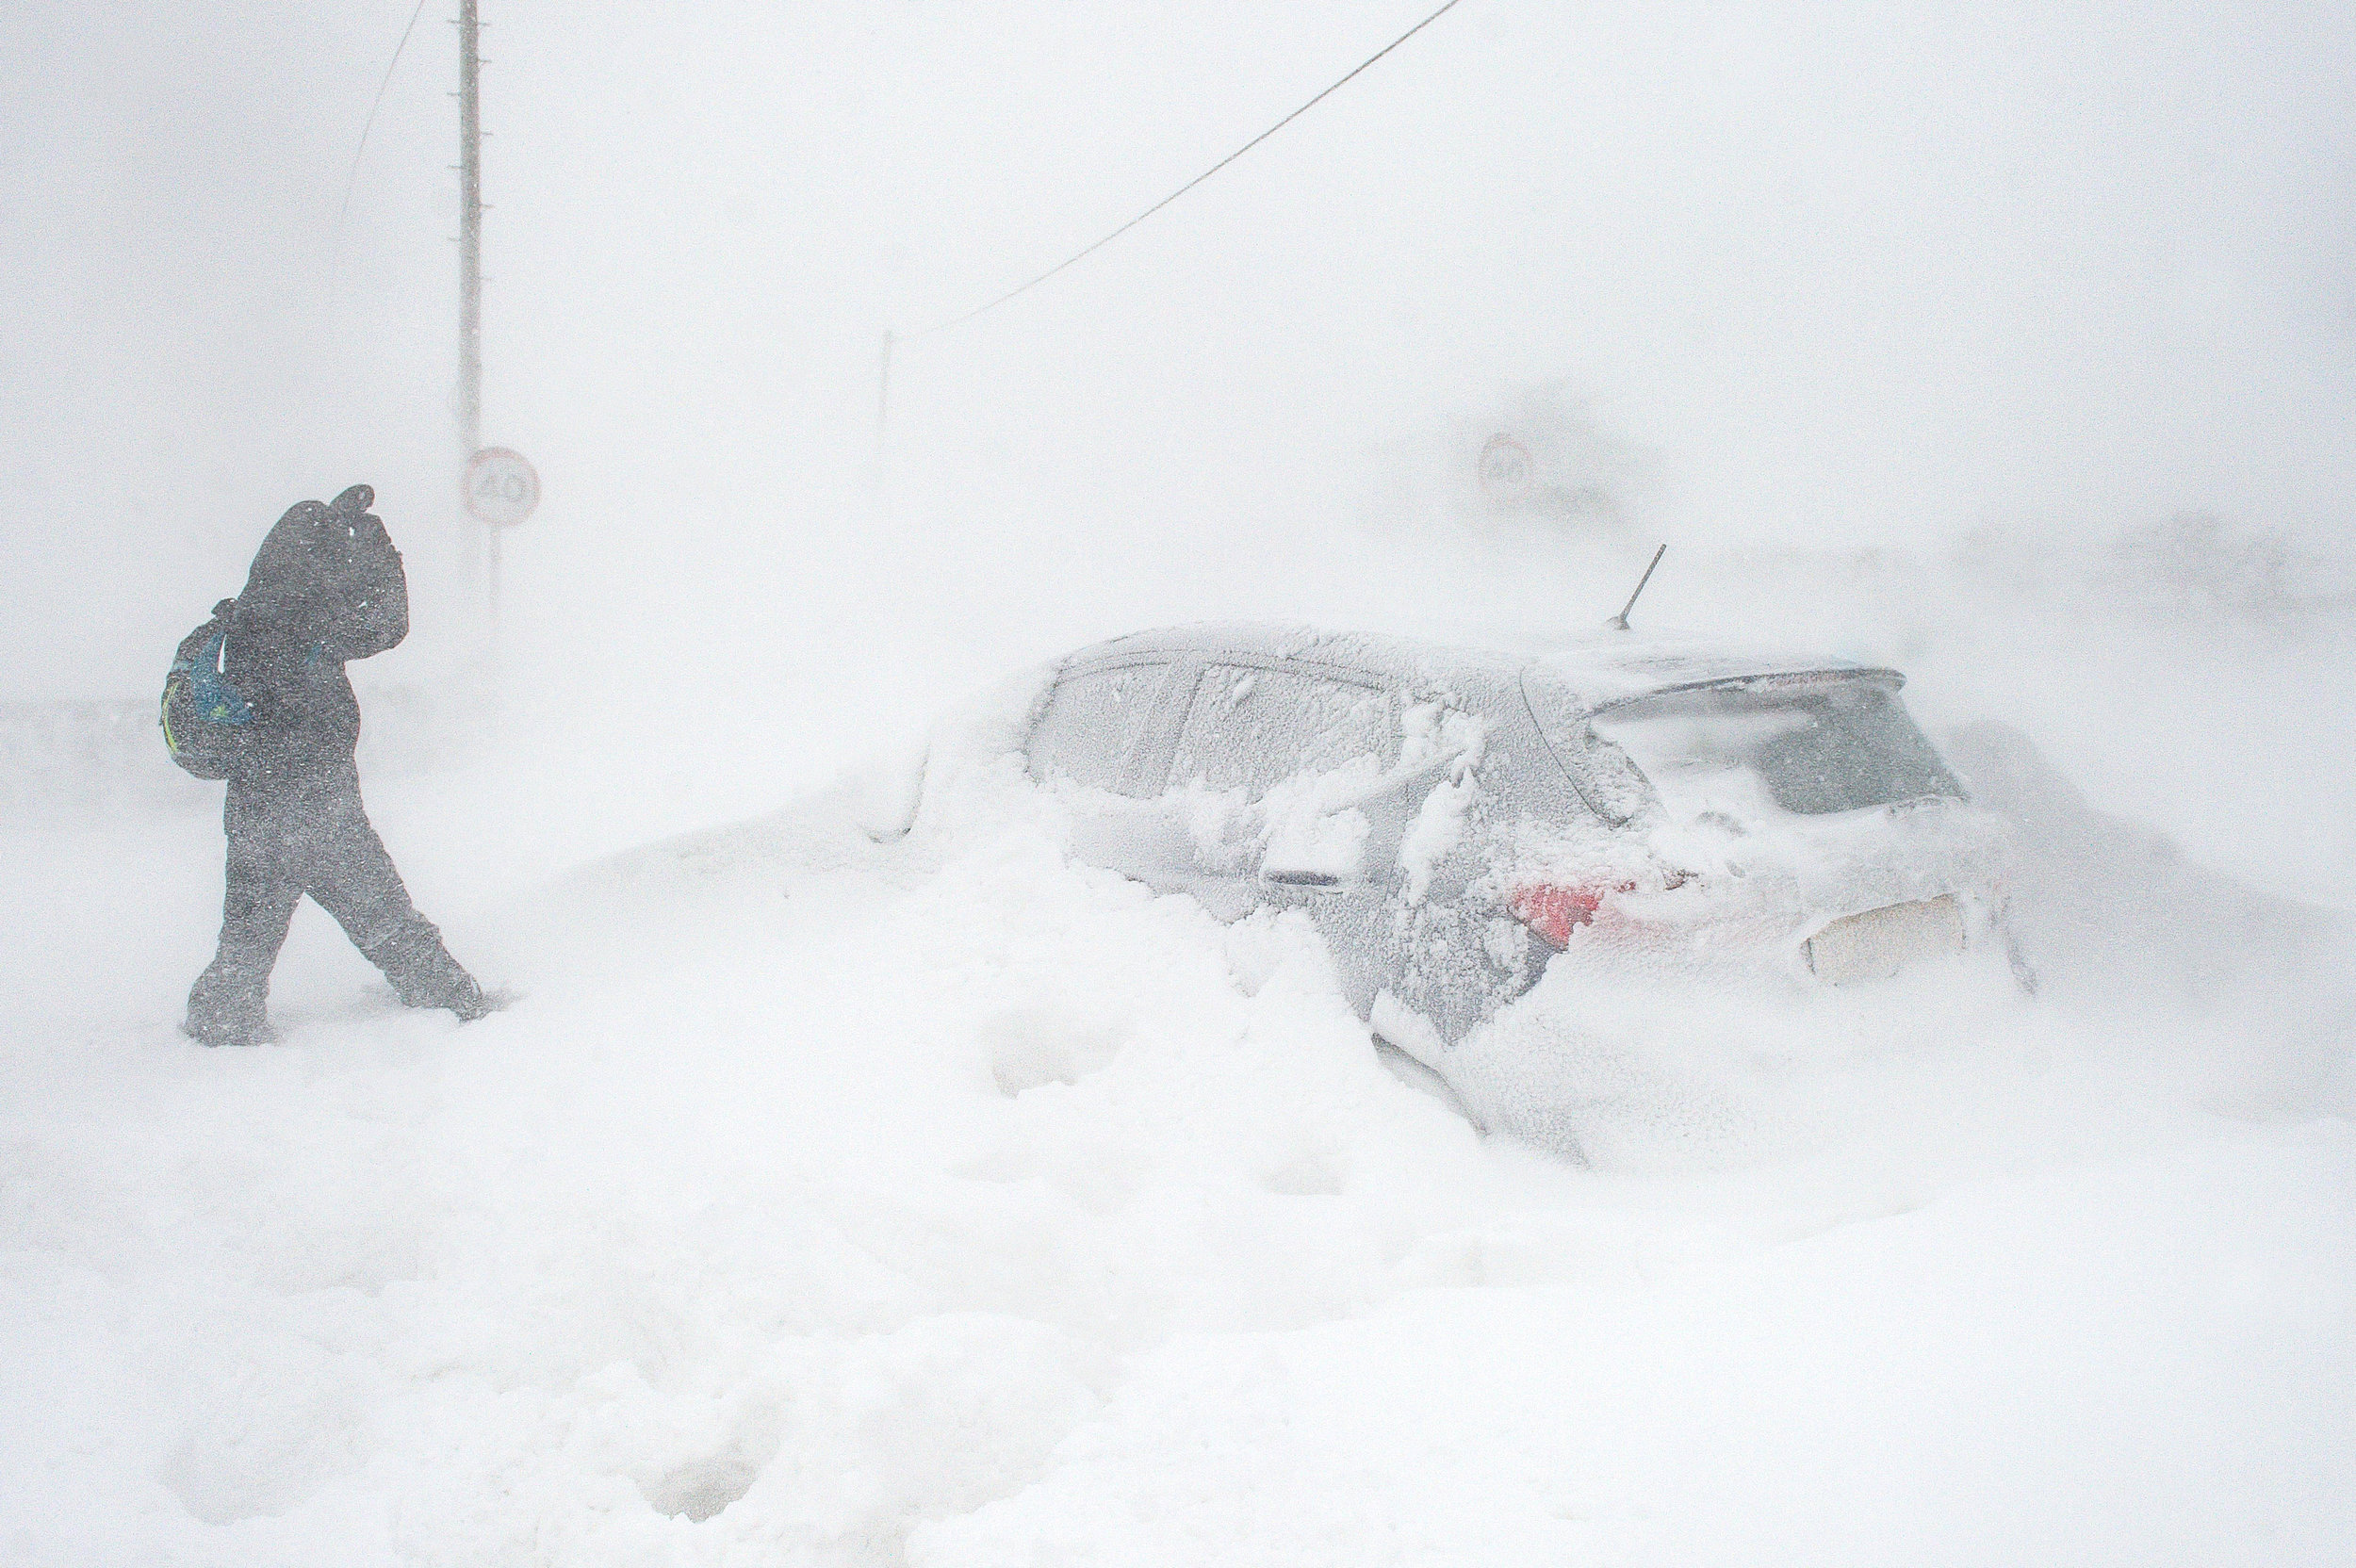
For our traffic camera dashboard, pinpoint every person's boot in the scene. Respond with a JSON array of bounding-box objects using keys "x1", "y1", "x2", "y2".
[
  {"x1": 441, "y1": 969, "x2": 492, "y2": 1021},
  {"x1": 368, "y1": 920, "x2": 491, "y2": 1021},
  {"x1": 184, "y1": 970, "x2": 274, "y2": 1046}
]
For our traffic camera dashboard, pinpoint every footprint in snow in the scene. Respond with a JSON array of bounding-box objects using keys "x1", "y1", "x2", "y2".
[{"x1": 980, "y1": 1004, "x2": 1126, "y2": 1097}]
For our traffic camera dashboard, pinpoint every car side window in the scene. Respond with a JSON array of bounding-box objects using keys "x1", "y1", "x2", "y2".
[
  {"x1": 1168, "y1": 665, "x2": 1398, "y2": 798},
  {"x1": 1029, "y1": 662, "x2": 1169, "y2": 793}
]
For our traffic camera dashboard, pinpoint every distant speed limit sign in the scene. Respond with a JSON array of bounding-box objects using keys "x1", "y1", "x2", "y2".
[
  {"x1": 1478, "y1": 433, "x2": 1533, "y2": 502},
  {"x1": 465, "y1": 447, "x2": 540, "y2": 527}
]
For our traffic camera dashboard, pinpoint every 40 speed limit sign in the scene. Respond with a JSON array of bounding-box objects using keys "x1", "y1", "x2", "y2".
[
  {"x1": 464, "y1": 447, "x2": 540, "y2": 527},
  {"x1": 1478, "y1": 433, "x2": 1533, "y2": 503}
]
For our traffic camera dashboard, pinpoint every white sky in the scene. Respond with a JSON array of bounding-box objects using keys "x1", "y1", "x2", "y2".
[{"x1": 2, "y1": 0, "x2": 2350, "y2": 698}]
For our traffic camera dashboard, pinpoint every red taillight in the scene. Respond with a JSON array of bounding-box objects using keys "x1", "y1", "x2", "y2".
[{"x1": 1509, "y1": 882, "x2": 1626, "y2": 949}]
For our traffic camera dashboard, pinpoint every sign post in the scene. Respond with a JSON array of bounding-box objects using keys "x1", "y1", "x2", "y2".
[{"x1": 464, "y1": 446, "x2": 539, "y2": 634}]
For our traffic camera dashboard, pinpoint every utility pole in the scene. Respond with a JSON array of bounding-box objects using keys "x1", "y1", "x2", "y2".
[
  {"x1": 450, "y1": 5, "x2": 537, "y2": 639},
  {"x1": 874, "y1": 329, "x2": 894, "y2": 503},
  {"x1": 457, "y1": 0, "x2": 482, "y2": 457},
  {"x1": 456, "y1": 0, "x2": 493, "y2": 632}
]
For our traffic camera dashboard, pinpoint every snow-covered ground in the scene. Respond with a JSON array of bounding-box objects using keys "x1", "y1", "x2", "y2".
[
  {"x1": 7, "y1": 2, "x2": 2350, "y2": 1560},
  {"x1": 5, "y1": 558, "x2": 2351, "y2": 1567}
]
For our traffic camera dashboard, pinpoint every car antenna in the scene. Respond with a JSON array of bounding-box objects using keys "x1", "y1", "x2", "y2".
[{"x1": 1607, "y1": 544, "x2": 1667, "y2": 631}]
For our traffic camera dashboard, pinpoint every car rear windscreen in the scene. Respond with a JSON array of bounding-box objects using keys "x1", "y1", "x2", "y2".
[{"x1": 1590, "y1": 678, "x2": 1963, "y2": 818}]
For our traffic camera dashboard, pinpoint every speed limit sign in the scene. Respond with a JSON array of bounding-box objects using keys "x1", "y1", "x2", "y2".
[
  {"x1": 464, "y1": 447, "x2": 540, "y2": 527},
  {"x1": 1478, "y1": 433, "x2": 1533, "y2": 502}
]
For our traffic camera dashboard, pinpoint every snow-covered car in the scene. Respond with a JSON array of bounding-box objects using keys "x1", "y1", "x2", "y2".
[{"x1": 1004, "y1": 624, "x2": 2022, "y2": 1116}]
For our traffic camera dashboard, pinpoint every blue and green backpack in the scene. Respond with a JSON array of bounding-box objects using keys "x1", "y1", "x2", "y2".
[{"x1": 161, "y1": 598, "x2": 252, "y2": 779}]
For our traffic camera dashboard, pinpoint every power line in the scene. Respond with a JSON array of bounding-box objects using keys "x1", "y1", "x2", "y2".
[
  {"x1": 915, "y1": 0, "x2": 1471, "y2": 338},
  {"x1": 335, "y1": 0, "x2": 434, "y2": 233}
]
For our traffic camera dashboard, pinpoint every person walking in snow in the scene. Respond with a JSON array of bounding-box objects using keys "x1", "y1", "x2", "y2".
[{"x1": 184, "y1": 484, "x2": 488, "y2": 1045}]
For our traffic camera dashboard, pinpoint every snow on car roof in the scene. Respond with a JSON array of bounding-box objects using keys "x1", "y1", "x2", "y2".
[
  {"x1": 1507, "y1": 630, "x2": 1901, "y2": 709},
  {"x1": 1070, "y1": 622, "x2": 1898, "y2": 710}
]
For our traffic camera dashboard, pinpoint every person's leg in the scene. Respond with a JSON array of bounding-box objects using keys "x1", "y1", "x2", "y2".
[
  {"x1": 186, "y1": 783, "x2": 302, "y2": 1044},
  {"x1": 299, "y1": 767, "x2": 487, "y2": 1019}
]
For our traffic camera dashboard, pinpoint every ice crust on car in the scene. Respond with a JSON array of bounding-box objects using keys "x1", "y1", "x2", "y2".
[
  {"x1": 1013, "y1": 623, "x2": 2033, "y2": 1140},
  {"x1": 1513, "y1": 629, "x2": 1899, "y2": 711}
]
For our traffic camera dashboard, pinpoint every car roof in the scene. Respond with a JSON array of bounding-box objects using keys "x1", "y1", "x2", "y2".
[
  {"x1": 1069, "y1": 623, "x2": 1513, "y2": 681},
  {"x1": 1062, "y1": 622, "x2": 1899, "y2": 711},
  {"x1": 1511, "y1": 630, "x2": 1902, "y2": 708}
]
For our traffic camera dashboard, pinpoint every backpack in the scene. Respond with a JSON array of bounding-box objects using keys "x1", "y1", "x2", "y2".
[{"x1": 161, "y1": 598, "x2": 253, "y2": 779}]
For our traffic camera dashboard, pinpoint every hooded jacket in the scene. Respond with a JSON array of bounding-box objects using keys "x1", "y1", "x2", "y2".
[{"x1": 223, "y1": 492, "x2": 409, "y2": 780}]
